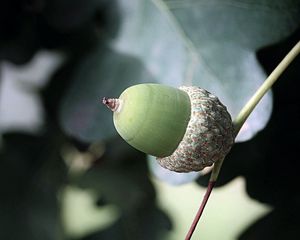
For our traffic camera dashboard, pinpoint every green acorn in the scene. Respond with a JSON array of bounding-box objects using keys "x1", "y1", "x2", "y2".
[{"x1": 103, "y1": 83, "x2": 234, "y2": 172}]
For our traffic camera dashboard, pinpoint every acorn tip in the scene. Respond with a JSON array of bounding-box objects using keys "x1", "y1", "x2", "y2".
[{"x1": 102, "y1": 97, "x2": 119, "y2": 112}]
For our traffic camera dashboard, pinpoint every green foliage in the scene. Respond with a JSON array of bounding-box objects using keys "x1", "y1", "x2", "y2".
[{"x1": 61, "y1": 0, "x2": 300, "y2": 141}]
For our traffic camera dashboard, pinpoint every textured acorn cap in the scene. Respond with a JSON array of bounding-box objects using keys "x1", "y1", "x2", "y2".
[{"x1": 156, "y1": 86, "x2": 234, "y2": 172}]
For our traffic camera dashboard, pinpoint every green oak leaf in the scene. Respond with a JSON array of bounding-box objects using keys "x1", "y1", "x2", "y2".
[{"x1": 60, "y1": 0, "x2": 300, "y2": 142}]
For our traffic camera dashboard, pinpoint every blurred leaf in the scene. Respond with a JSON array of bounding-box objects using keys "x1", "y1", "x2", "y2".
[
  {"x1": 113, "y1": 0, "x2": 300, "y2": 141},
  {"x1": 60, "y1": 44, "x2": 156, "y2": 141},
  {"x1": 0, "y1": 130, "x2": 67, "y2": 240},
  {"x1": 69, "y1": 137, "x2": 171, "y2": 239},
  {"x1": 74, "y1": 137, "x2": 155, "y2": 212},
  {"x1": 77, "y1": 203, "x2": 171, "y2": 240},
  {"x1": 62, "y1": 186, "x2": 119, "y2": 238},
  {"x1": 197, "y1": 31, "x2": 300, "y2": 194},
  {"x1": 148, "y1": 156, "x2": 202, "y2": 185},
  {"x1": 60, "y1": 0, "x2": 300, "y2": 143}
]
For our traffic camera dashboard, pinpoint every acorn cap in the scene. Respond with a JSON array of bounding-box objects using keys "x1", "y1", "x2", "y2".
[{"x1": 156, "y1": 86, "x2": 234, "y2": 172}]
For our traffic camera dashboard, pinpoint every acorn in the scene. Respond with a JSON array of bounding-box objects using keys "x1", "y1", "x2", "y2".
[{"x1": 103, "y1": 83, "x2": 234, "y2": 173}]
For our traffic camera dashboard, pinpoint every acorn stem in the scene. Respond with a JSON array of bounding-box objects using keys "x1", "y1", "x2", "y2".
[
  {"x1": 185, "y1": 181, "x2": 215, "y2": 240},
  {"x1": 210, "y1": 40, "x2": 300, "y2": 183},
  {"x1": 211, "y1": 40, "x2": 300, "y2": 184},
  {"x1": 233, "y1": 40, "x2": 300, "y2": 135},
  {"x1": 186, "y1": 40, "x2": 300, "y2": 240}
]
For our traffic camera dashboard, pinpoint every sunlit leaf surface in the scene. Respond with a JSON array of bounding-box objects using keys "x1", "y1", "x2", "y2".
[{"x1": 61, "y1": 0, "x2": 299, "y2": 142}]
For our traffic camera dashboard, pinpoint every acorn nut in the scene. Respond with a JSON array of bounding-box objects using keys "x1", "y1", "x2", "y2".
[{"x1": 103, "y1": 83, "x2": 234, "y2": 173}]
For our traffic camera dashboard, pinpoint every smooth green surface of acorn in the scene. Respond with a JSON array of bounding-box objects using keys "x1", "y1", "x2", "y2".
[
  {"x1": 103, "y1": 83, "x2": 234, "y2": 173},
  {"x1": 105, "y1": 84, "x2": 191, "y2": 157}
]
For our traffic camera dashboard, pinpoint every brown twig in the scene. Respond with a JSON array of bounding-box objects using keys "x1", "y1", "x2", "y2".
[
  {"x1": 185, "y1": 181, "x2": 215, "y2": 240},
  {"x1": 184, "y1": 40, "x2": 300, "y2": 239}
]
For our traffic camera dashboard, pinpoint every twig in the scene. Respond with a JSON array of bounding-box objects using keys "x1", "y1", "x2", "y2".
[
  {"x1": 185, "y1": 40, "x2": 300, "y2": 239},
  {"x1": 185, "y1": 181, "x2": 215, "y2": 240}
]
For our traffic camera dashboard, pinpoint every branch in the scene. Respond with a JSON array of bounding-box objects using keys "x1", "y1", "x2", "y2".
[{"x1": 185, "y1": 40, "x2": 300, "y2": 239}]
